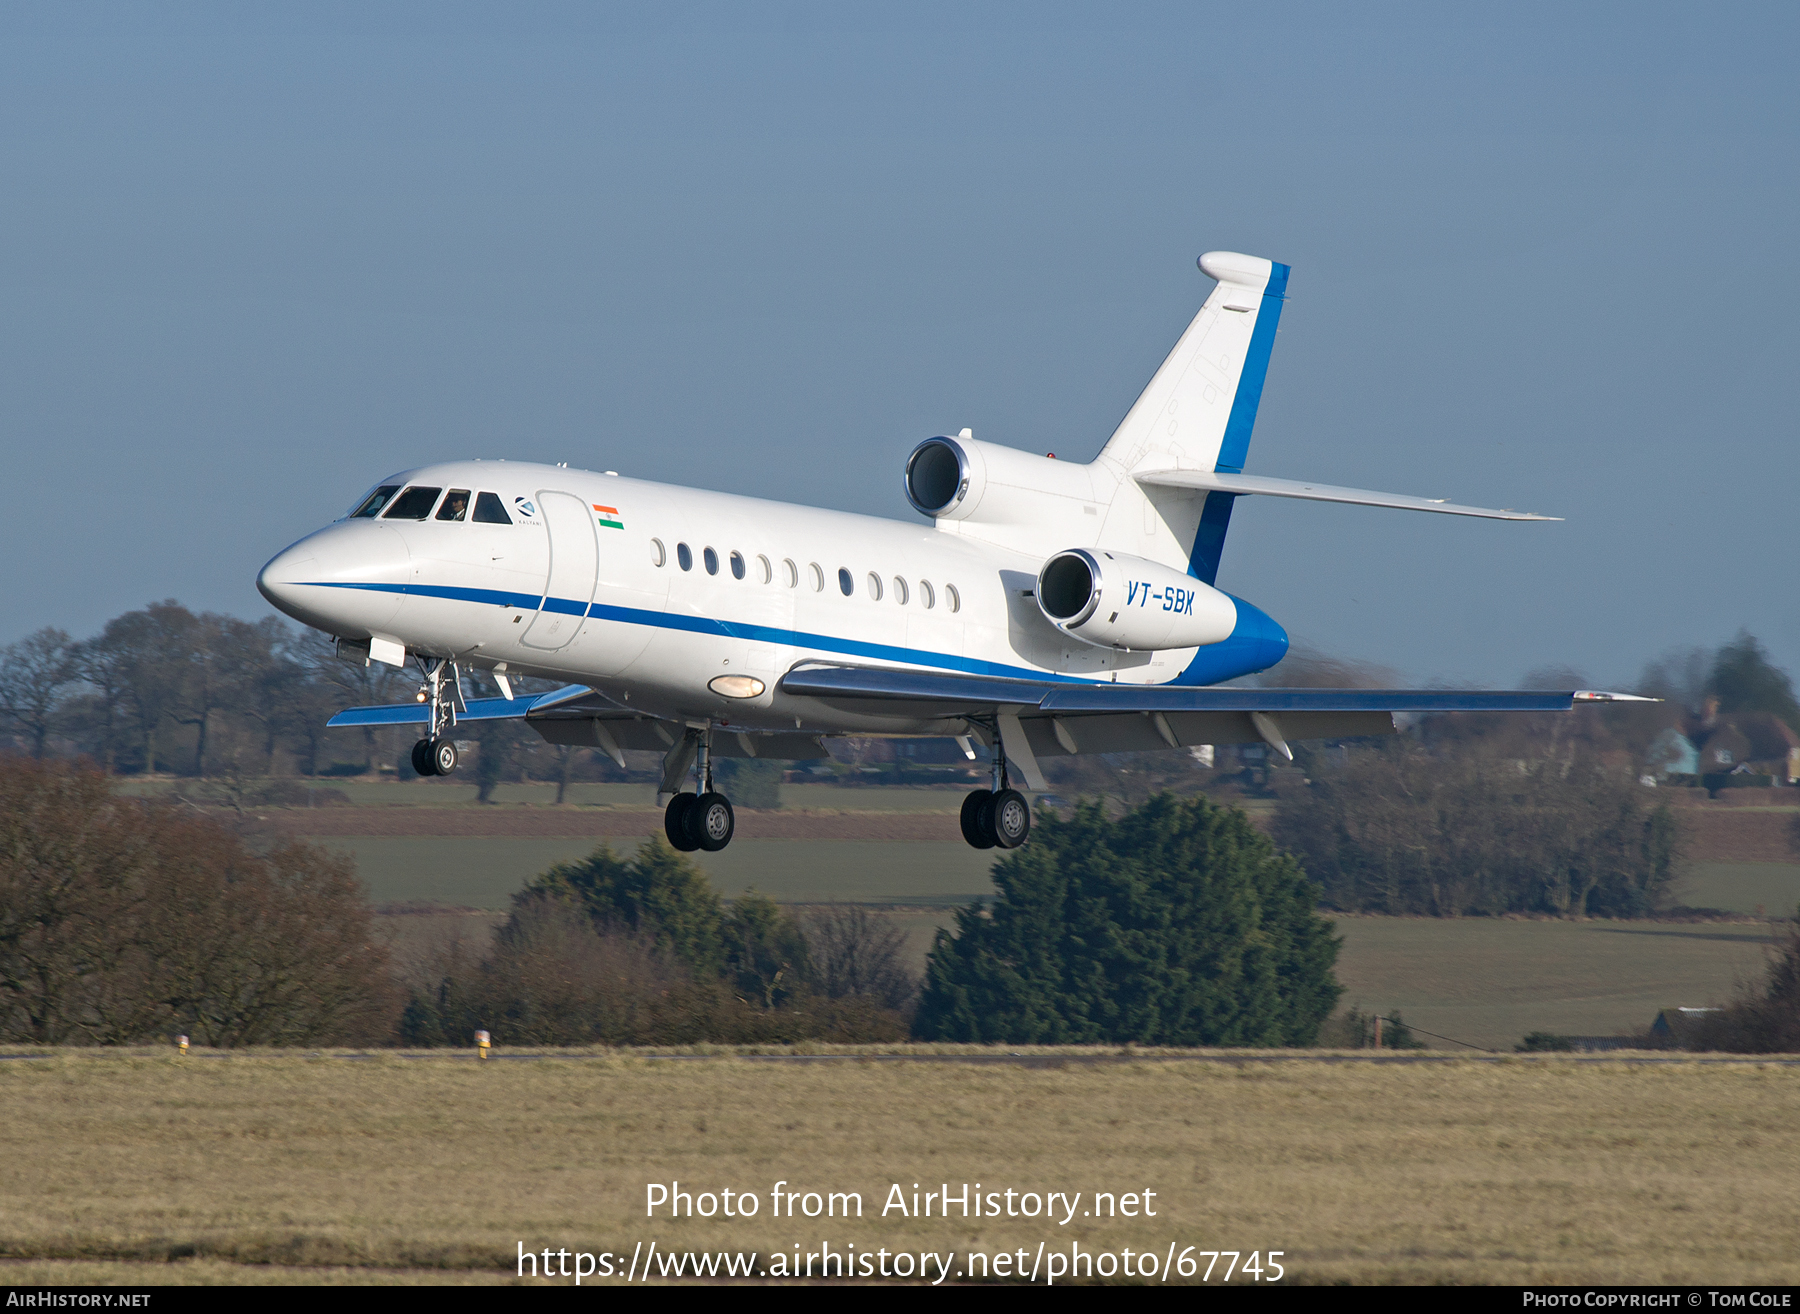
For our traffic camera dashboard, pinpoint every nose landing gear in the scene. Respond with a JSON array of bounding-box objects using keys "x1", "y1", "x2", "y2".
[
  {"x1": 409, "y1": 657, "x2": 464, "y2": 777},
  {"x1": 662, "y1": 724, "x2": 737, "y2": 852},
  {"x1": 959, "y1": 719, "x2": 1032, "y2": 850}
]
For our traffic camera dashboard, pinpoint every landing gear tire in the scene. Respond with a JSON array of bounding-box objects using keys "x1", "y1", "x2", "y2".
[
  {"x1": 664, "y1": 793, "x2": 700, "y2": 851},
  {"x1": 960, "y1": 789, "x2": 996, "y2": 849},
  {"x1": 429, "y1": 738, "x2": 458, "y2": 777},
  {"x1": 685, "y1": 792, "x2": 735, "y2": 852},
  {"x1": 410, "y1": 739, "x2": 434, "y2": 778},
  {"x1": 988, "y1": 788, "x2": 1031, "y2": 849}
]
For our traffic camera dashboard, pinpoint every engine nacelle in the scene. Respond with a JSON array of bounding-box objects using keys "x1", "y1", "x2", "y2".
[
  {"x1": 904, "y1": 434, "x2": 1105, "y2": 523},
  {"x1": 1036, "y1": 549, "x2": 1238, "y2": 651}
]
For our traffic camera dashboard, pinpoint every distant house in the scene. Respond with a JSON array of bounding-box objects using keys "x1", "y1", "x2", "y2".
[
  {"x1": 1651, "y1": 1007, "x2": 1721, "y2": 1048},
  {"x1": 1647, "y1": 727, "x2": 1698, "y2": 779},
  {"x1": 1684, "y1": 701, "x2": 1800, "y2": 786}
]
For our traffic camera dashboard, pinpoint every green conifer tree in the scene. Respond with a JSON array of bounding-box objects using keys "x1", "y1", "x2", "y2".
[
  {"x1": 915, "y1": 794, "x2": 1341, "y2": 1045},
  {"x1": 527, "y1": 838, "x2": 726, "y2": 977}
]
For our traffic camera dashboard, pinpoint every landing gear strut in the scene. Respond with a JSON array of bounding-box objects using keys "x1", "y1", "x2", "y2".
[
  {"x1": 960, "y1": 718, "x2": 1031, "y2": 850},
  {"x1": 410, "y1": 657, "x2": 464, "y2": 777},
  {"x1": 663, "y1": 724, "x2": 735, "y2": 852}
]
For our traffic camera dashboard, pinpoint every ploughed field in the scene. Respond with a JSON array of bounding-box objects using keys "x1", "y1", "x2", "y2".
[{"x1": 3, "y1": 1051, "x2": 1796, "y2": 1286}]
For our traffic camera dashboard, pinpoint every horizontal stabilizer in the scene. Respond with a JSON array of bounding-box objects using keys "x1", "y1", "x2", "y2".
[{"x1": 1134, "y1": 468, "x2": 1559, "y2": 521}]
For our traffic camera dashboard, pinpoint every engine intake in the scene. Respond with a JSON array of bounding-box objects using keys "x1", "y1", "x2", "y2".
[
  {"x1": 1036, "y1": 549, "x2": 1238, "y2": 651},
  {"x1": 904, "y1": 437, "x2": 970, "y2": 515}
]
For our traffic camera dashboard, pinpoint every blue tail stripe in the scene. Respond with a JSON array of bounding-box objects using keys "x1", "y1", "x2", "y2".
[
  {"x1": 1186, "y1": 491, "x2": 1238, "y2": 587},
  {"x1": 1187, "y1": 260, "x2": 1290, "y2": 586},
  {"x1": 1213, "y1": 260, "x2": 1289, "y2": 475}
]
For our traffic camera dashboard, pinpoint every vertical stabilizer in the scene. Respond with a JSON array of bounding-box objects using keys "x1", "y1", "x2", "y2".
[{"x1": 1092, "y1": 252, "x2": 1289, "y2": 581}]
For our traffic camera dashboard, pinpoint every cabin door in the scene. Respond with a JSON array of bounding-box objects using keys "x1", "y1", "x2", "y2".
[{"x1": 520, "y1": 491, "x2": 599, "y2": 650}]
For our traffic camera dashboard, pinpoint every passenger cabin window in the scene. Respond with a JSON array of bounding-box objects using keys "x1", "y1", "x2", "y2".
[
  {"x1": 866, "y1": 572, "x2": 883, "y2": 601},
  {"x1": 893, "y1": 577, "x2": 909, "y2": 605},
  {"x1": 838, "y1": 568, "x2": 854, "y2": 596},
  {"x1": 810, "y1": 562, "x2": 824, "y2": 592},
  {"x1": 650, "y1": 538, "x2": 667, "y2": 566},
  {"x1": 945, "y1": 584, "x2": 961, "y2": 612},
  {"x1": 352, "y1": 485, "x2": 400, "y2": 518},
  {"x1": 920, "y1": 580, "x2": 936, "y2": 609},
  {"x1": 436, "y1": 489, "x2": 471, "y2": 522},
  {"x1": 758, "y1": 554, "x2": 773, "y2": 584},
  {"x1": 704, "y1": 547, "x2": 719, "y2": 576},
  {"x1": 730, "y1": 551, "x2": 746, "y2": 580},
  {"x1": 784, "y1": 559, "x2": 799, "y2": 588},
  {"x1": 677, "y1": 543, "x2": 693, "y2": 571},
  {"x1": 383, "y1": 486, "x2": 443, "y2": 520},
  {"x1": 473, "y1": 492, "x2": 512, "y2": 524}
]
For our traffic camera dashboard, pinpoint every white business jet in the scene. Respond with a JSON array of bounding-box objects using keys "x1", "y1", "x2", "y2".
[{"x1": 258, "y1": 251, "x2": 1632, "y2": 855}]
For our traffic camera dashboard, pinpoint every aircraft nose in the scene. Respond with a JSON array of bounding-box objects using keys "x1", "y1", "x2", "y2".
[
  {"x1": 256, "y1": 544, "x2": 316, "y2": 613},
  {"x1": 256, "y1": 522, "x2": 411, "y2": 635}
]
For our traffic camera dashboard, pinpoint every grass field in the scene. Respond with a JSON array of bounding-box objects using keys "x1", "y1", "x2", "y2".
[
  {"x1": 1329, "y1": 917, "x2": 1777, "y2": 1049},
  {"x1": 2, "y1": 1051, "x2": 1796, "y2": 1286},
  {"x1": 1683, "y1": 862, "x2": 1800, "y2": 914},
  {"x1": 334, "y1": 837, "x2": 998, "y2": 906}
]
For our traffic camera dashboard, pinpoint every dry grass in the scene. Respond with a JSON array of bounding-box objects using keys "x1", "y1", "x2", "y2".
[{"x1": 2, "y1": 1050, "x2": 1796, "y2": 1285}]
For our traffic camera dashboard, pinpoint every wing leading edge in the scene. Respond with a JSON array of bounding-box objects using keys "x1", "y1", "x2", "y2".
[{"x1": 777, "y1": 663, "x2": 1646, "y2": 777}]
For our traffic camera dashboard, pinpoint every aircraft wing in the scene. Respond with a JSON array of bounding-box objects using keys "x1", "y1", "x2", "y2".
[{"x1": 778, "y1": 663, "x2": 1645, "y2": 786}]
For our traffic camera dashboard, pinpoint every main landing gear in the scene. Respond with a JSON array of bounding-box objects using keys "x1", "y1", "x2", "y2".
[
  {"x1": 663, "y1": 724, "x2": 736, "y2": 853},
  {"x1": 959, "y1": 719, "x2": 1031, "y2": 850},
  {"x1": 411, "y1": 736, "x2": 458, "y2": 777},
  {"x1": 409, "y1": 657, "x2": 464, "y2": 777}
]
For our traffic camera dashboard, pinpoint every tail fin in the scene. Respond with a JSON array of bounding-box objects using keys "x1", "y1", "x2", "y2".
[{"x1": 1095, "y1": 252, "x2": 1289, "y2": 583}]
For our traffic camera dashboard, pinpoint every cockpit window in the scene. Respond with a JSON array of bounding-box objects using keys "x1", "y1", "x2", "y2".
[
  {"x1": 472, "y1": 492, "x2": 511, "y2": 524},
  {"x1": 383, "y1": 486, "x2": 443, "y2": 520},
  {"x1": 351, "y1": 485, "x2": 400, "y2": 518},
  {"x1": 436, "y1": 489, "x2": 471, "y2": 522}
]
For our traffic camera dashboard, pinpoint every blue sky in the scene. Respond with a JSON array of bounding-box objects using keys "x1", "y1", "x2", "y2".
[{"x1": 3, "y1": 2, "x2": 1794, "y2": 687}]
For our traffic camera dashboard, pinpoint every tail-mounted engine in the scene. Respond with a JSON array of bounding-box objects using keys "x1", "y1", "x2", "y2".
[
  {"x1": 904, "y1": 433, "x2": 1108, "y2": 527},
  {"x1": 1036, "y1": 548, "x2": 1237, "y2": 652}
]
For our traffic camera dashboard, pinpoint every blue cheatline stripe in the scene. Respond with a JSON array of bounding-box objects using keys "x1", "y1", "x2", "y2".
[{"x1": 296, "y1": 579, "x2": 1279, "y2": 688}]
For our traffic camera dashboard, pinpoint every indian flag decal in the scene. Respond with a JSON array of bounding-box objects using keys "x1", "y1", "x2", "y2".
[{"x1": 592, "y1": 504, "x2": 624, "y2": 530}]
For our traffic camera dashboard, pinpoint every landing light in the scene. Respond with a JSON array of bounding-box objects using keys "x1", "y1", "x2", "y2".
[{"x1": 708, "y1": 675, "x2": 766, "y2": 699}]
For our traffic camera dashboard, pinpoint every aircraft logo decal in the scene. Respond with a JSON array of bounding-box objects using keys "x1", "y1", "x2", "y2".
[{"x1": 592, "y1": 504, "x2": 624, "y2": 530}]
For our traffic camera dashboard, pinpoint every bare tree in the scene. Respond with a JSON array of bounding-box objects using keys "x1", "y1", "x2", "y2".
[
  {"x1": 800, "y1": 905, "x2": 919, "y2": 1012},
  {"x1": 0, "y1": 628, "x2": 76, "y2": 758},
  {"x1": 0, "y1": 756, "x2": 397, "y2": 1045}
]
